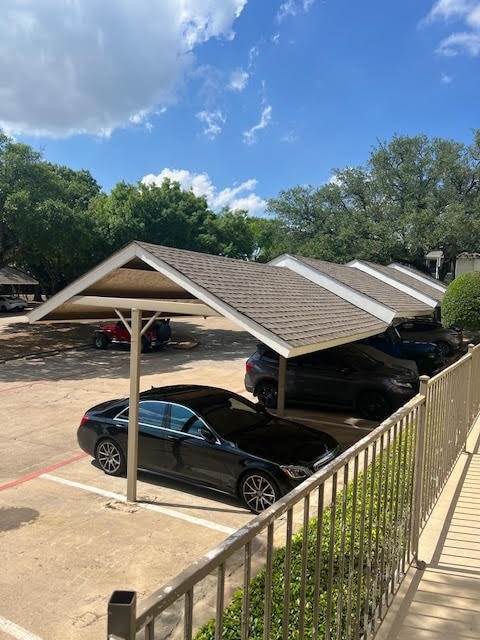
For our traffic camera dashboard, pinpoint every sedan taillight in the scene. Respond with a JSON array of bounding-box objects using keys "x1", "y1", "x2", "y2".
[
  {"x1": 80, "y1": 414, "x2": 90, "y2": 426},
  {"x1": 246, "y1": 361, "x2": 254, "y2": 372}
]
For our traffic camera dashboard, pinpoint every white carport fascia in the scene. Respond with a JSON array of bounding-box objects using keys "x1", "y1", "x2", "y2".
[
  {"x1": 27, "y1": 243, "x2": 142, "y2": 323},
  {"x1": 388, "y1": 263, "x2": 447, "y2": 293},
  {"x1": 270, "y1": 254, "x2": 396, "y2": 324},
  {"x1": 347, "y1": 260, "x2": 438, "y2": 308}
]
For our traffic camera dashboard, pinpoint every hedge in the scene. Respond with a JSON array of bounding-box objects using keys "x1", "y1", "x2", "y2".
[{"x1": 442, "y1": 271, "x2": 480, "y2": 331}]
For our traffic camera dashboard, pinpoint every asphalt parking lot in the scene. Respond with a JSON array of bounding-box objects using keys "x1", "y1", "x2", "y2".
[{"x1": 0, "y1": 313, "x2": 376, "y2": 640}]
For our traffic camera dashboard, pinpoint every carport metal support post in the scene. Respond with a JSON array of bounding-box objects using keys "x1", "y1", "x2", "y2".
[
  {"x1": 127, "y1": 308, "x2": 141, "y2": 502},
  {"x1": 277, "y1": 355, "x2": 286, "y2": 417}
]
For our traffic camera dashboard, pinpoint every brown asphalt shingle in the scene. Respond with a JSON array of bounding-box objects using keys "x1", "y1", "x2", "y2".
[
  {"x1": 295, "y1": 256, "x2": 433, "y2": 315},
  {"x1": 357, "y1": 261, "x2": 444, "y2": 302},
  {"x1": 137, "y1": 242, "x2": 386, "y2": 348}
]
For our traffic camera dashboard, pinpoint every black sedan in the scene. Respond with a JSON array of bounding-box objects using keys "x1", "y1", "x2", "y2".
[{"x1": 77, "y1": 385, "x2": 340, "y2": 513}]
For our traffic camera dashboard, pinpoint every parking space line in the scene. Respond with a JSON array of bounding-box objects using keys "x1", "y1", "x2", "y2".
[
  {"x1": 0, "y1": 453, "x2": 87, "y2": 493},
  {"x1": 41, "y1": 474, "x2": 236, "y2": 535},
  {"x1": 286, "y1": 415, "x2": 374, "y2": 431},
  {"x1": 0, "y1": 615, "x2": 43, "y2": 640}
]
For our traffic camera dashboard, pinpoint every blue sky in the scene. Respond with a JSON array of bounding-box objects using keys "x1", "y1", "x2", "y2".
[{"x1": 2, "y1": 0, "x2": 479, "y2": 214}]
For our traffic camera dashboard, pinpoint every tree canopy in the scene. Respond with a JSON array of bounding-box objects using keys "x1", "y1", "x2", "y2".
[
  {"x1": 2, "y1": 129, "x2": 480, "y2": 295},
  {"x1": 266, "y1": 131, "x2": 480, "y2": 272}
]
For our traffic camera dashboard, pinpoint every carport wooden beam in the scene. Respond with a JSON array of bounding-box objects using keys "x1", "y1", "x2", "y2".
[{"x1": 70, "y1": 296, "x2": 220, "y2": 316}]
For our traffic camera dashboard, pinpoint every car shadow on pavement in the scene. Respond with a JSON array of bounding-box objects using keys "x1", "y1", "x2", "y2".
[{"x1": 88, "y1": 459, "x2": 248, "y2": 514}]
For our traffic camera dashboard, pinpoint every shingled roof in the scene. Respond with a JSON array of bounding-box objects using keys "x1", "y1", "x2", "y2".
[
  {"x1": 0, "y1": 266, "x2": 38, "y2": 286},
  {"x1": 29, "y1": 241, "x2": 387, "y2": 358},
  {"x1": 272, "y1": 255, "x2": 433, "y2": 318},
  {"x1": 348, "y1": 260, "x2": 444, "y2": 305},
  {"x1": 388, "y1": 262, "x2": 448, "y2": 290}
]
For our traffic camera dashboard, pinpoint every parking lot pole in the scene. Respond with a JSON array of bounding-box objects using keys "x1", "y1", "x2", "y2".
[{"x1": 127, "y1": 308, "x2": 141, "y2": 502}]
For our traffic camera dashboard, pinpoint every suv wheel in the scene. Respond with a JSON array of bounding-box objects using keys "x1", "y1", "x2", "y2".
[
  {"x1": 436, "y1": 341, "x2": 451, "y2": 358},
  {"x1": 357, "y1": 390, "x2": 390, "y2": 421},
  {"x1": 256, "y1": 381, "x2": 278, "y2": 408}
]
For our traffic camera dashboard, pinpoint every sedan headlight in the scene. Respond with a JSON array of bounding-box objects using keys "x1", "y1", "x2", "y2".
[
  {"x1": 281, "y1": 465, "x2": 312, "y2": 480},
  {"x1": 391, "y1": 380, "x2": 414, "y2": 389}
]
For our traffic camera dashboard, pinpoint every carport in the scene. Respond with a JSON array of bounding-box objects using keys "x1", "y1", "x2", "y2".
[
  {"x1": 269, "y1": 254, "x2": 436, "y2": 319},
  {"x1": 28, "y1": 241, "x2": 408, "y2": 502},
  {"x1": 0, "y1": 266, "x2": 38, "y2": 290},
  {"x1": 348, "y1": 259, "x2": 446, "y2": 307}
]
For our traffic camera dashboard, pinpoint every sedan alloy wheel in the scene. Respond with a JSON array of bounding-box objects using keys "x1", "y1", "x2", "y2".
[
  {"x1": 240, "y1": 471, "x2": 279, "y2": 513},
  {"x1": 95, "y1": 439, "x2": 126, "y2": 476}
]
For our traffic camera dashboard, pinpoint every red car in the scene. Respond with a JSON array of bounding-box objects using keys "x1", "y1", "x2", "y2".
[{"x1": 93, "y1": 319, "x2": 171, "y2": 352}]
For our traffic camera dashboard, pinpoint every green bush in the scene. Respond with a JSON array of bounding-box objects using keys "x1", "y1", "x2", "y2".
[
  {"x1": 442, "y1": 271, "x2": 480, "y2": 331},
  {"x1": 194, "y1": 435, "x2": 415, "y2": 640}
]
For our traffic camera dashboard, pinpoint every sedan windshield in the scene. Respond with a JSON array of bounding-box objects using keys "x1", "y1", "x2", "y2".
[{"x1": 200, "y1": 395, "x2": 269, "y2": 438}]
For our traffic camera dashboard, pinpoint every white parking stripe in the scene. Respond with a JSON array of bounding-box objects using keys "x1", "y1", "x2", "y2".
[
  {"x1": 0, "y1": 615, "x2": 43, "y2": 640},
  {"x1": 286, "y1": 415, "x2": 374, "y2": 431},
  {"x1": 40, "y1": 474, "x2": 236, "y2": 535}
]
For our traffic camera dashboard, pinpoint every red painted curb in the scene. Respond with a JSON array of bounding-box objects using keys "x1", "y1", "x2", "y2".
[{"x1": 0, "y1": 452, "x2": 88, "y2": 492}]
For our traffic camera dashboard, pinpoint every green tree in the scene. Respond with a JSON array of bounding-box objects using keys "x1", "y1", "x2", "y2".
[
  {"x1": 87, "y1": 179, "x2": 215, "y2": 259},
  {"x1": 266, "y1": 131, "x2": 480, "y2": 269},
  {"x1": 199, "y1": 208, "x2": 255, "y2": 259},
  {"x1": 0, "y1": 133, "x2": 56, "y2": 266},
  {"x1": 15, "y1": 199, "x2": 92, "y2": 294},
  {"x1": 0, "y1": 131, "x2": 101, "y2": 291}
]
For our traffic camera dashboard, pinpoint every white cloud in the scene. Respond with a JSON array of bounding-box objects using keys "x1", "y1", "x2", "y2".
[
  {"x1": 281, "y1": 131, "x2": 298, "y2": 143},
  {"x1": 436, "y1": 30, "x2": 480, "y2": 55},
  {"x1": 228, "y1": 68, "x2": 249, "y2": 91},
  {"x1": 248, "y1": 45, "x2": 260, "y2": 66},
  {"x1": 277, "y1": 0, "x2": 316, "y2": 22},
  {"x1": 196, "y1": 110, "x2": 225, "y2": 139},
  {"x1": 423, "y1": 0, "x2": 480, "y2": 56},
  {"x1": 243, "y1": 105, "x2": 272, "y2": 145},
  {"x1": 441, "y1": 71, "x2": 454, "y2": 82},
  {"x1": 271, "y1": 33, "x2": 280, "y2": 44},
  {"x1": 0, "y1": 0, "x2": 247, "y2": 137},
  {"x1": 141, "y1": 169, "x2": 266, "y2": 214},
  {"x1": 424, "y1": 0, "x2": 474, "y2": 23}
]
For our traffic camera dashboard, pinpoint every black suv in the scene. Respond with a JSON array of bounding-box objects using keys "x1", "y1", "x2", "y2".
[{"x1": 245, "y1": 343, "x2": 419, "y2": 421}]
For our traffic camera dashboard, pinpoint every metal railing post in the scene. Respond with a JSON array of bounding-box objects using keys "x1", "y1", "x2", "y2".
[
  {"x1": 465, "y1": 344, "x2": 475, "y2": 446},
  {"x1": 411, "y1": 375, "x2": 429, "y2": 569},
  {"x1": 107, "y1": 590, "x2": 136, "y2": 640}
]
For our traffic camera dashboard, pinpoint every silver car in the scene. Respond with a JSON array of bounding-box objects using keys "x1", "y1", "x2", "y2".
[{"x1": 0, "y1": 295, "x2": 28, "y2": 312}]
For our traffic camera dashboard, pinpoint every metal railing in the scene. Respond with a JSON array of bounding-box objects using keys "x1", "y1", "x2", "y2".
[{"x1": 107, "y1": 344, "x2": 480, "y2": 640}]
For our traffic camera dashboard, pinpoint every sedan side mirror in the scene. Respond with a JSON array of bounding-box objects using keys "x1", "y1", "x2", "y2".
[
  {"x1": 199, "y1": 427, "x2": 216, "y2": 444},
  {"x1": 255, "y1": 401, "x2": 267, "y2": 413}
]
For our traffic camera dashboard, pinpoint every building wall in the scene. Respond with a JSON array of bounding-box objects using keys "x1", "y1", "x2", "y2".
[{"x1": 455, "y1": 256, "x2": 480, "y2": 277}]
